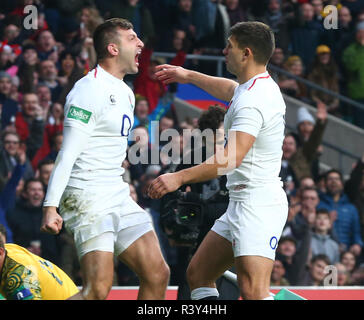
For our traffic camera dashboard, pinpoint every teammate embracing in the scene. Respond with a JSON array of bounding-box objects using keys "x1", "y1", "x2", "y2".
[
  {"x1": 148, "y1": 21, "x2": 288, "y2": 300},
  {"x1": 41, "y1": 18, "x2": 170, "y2": 300}
]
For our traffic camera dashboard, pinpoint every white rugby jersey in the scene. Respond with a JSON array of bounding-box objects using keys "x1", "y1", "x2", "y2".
[
  {"x1": 44, "y1": 65, "x2": 135, "y2": 207},
  {"x1": 224, "y1": 71, "x2": 286, "y2": 200}
]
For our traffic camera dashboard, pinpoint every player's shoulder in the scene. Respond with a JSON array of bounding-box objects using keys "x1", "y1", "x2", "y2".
[
  {"x1": 66, "y1": 69, "x2": 105, "y2": 112},
  {"x1": 5, "y1": 244, "x2": 34, "y2": 264},
  {"x1": 72, "y1": 69, "x2": 101, "y2": 93}
]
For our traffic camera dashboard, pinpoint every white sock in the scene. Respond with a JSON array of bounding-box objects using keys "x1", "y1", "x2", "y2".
[
  {"x1": 191, "y1": 287, "x2": 219, "y2": 300},
  {"x1": 262, "y1": 295, "x2": 274, "y2": 300}
]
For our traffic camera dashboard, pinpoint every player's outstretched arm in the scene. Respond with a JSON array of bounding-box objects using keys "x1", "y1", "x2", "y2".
[
  {"x1": 148, "y1": 131, "x2": 255, "y2": 199},
  {"x1": 155, "y1": 64, "x2": 238, "y2": 102}
]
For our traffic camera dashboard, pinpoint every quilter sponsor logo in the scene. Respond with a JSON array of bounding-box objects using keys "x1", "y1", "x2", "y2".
[{"x1": 67, "y1": 106, "x2": 92, "y2": 124}]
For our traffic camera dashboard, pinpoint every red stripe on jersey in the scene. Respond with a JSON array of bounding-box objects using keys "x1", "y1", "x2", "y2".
[
  {"x1": 247, "y1": 75, "x2": 270, "y2": 91},
  {"x1": 94, "y1": 67, "x2": 98, "y2": 78}
]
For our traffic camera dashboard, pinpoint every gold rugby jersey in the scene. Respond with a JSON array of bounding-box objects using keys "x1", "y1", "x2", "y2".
[{"x1": 0, "y1": 244, "x2": 78, "y2": 300}]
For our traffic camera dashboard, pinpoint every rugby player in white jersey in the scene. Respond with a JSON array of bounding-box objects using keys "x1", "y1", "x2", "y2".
[
  {"x1": 40, "y1": 18, "x2": 170, "y2": 300},
  {"x1": 148, "y1": 21, "x2": 288, "y2": 300}
]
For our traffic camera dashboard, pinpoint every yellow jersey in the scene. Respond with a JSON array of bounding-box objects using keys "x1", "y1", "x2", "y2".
[{"x1": 0, "y1": 244, "x2": 79, "y2": 300}]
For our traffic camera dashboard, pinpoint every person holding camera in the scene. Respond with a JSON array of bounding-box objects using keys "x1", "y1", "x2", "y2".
[{"x1": 160, "y1": 105, "x2": 240, "y2": 299}]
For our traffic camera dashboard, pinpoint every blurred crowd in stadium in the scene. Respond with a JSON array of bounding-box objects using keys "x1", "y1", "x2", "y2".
[{"x1": 0, "y1": 0, "x2": 363, "y2": 291}]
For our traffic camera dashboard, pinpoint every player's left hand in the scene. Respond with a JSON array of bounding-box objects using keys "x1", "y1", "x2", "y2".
[{"x1": 148, "y1": 173, "x2": 182, "y2": 199}]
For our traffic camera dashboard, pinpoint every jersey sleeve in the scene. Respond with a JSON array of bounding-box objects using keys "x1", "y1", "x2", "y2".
[
  {"x1": 230, "y1": 106, "x2": 264, "y2": 138},
  {"x1": 43, "y1": 125, "x2": 92, "y2": 207},
  {"x1": 3, "y1": 269, "x2": 35, "y2": 300},
  {"x1": 63, "y1": 80, "x2": 100, "y2": 135}
]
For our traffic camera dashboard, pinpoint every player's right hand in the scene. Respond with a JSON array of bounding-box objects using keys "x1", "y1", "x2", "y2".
[
  {"x1": 41, "y1": 206, "x2": 63, "y2": 235},
  {"x1": 155, "y1": 64, "x2": 189, "y2": 85}
]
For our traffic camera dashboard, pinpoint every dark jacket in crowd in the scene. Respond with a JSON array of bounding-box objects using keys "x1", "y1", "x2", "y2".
[
  {"x1": 6, "y1": 199, "x2": 60, "y2": 264},
  {"x1": 318, "y1": 192, "x2": 364, "y2": 250}
]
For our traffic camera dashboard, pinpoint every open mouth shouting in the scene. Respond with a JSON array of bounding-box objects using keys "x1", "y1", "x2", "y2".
[{"x1": 135, "y1": 50, "x2": 141, "y2": 66}]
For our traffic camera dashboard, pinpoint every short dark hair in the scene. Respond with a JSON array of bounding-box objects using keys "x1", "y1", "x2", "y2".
[
  {"x1": 198, "y1": 105, "x2": 226, "y2": 132},
  {"x1": 311, "y1": 254, "x2": 331, "y2": 265},
  {"x1": 2, "y1": 131, "x2": 20, "y2": 143},
  {"x1": 325, "y1": 169, "x2": 343, "y2": 183},
  {"x1": 301, "y1": 186, "x2": 318, "y2": 196},
  {"x1": 37, "y1": 159, "x2": 55, "y2": 171},
  {"x1": 93, "y1": 18, "x2": 133, "y2": 61},
  {"x1": 278, "y1": 235, "x2": 297, "y2": 247},
  {"x1": 0, "y1": 235, "x2": 4, "y2": 249},
  {"x1": 229, "y1": 21, "x2": 275, "y2": 65},
  {"x1": 316, "y1": 208, "x2": 330, "y2": 218},
  {"x1": 24, "y1": 178, "x2": 44, "y2": 193}
]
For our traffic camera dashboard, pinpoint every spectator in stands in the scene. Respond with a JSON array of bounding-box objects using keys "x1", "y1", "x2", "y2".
[
  {"x1": 15, "y1": 92, "x2": 50, "y2": 168},
  {"x1": 224, "y1": 0, "x2": 248, "y2": 27},
  {"x1": 57, "y1": 50, "x2": 84, "y2": 105},
  {"x1": 341, "y1": 0, "x2": 364, "y2": 19},
  {"x1": 44, "y1": 131, "x2": 63, "y2": 162},
  {"x1": 109, "y1": 0, "x2": 155, "y2": 45},
  {"x1": 318, "y1": 169, "x2": 364, "y2": 256},
  {"x1": 307, "y1": 45, "x2": 340, "y2": 117},
  {"x1": 133, "y1": 95, "x2": 150, "y2": 129},
  {"x1": 172, "y1": 0, "x2": 196, "y2": 42},
  {"x1": 0, "y1": 45, "x2": 15, "y2": 72},
  {"x1": 298, "y1": 254, "x2": 330, "y2": 286},
  {"x1": 290, "y1": 175, "x2": 315, "y2": 204},
  {"x1": 0, "y1": 131, "x2": 33, "y2": 190},
  {"x1": 78, "y1": 6, "x2": 104, "y2": 36},
  {"x1": 311, "y1": 0, "x2": 324, "y2": 23},
  {"x1": 270, "y1": 259, "x2": 290, "y2": 286},
  {"x1": 290, "y1": 2, "x2": 324, "y2": 68},
  {"x1": 36, "y1": 159, "x2": 54, "y2": 191},
  {"x1": 128, "y1": 125, "x2": 150, "y2": 183},
  {"x1": 358, "y1": 9, "x2": 364, "y2": 22},
  {"x1": 38, "y1": 60, "x2": 62, "y2": 102},
  {"x1": 340, "y1": 250, "x2": 357, "y2": 276},
  {"x1": 311, "y1": 208, "x2": 340, "y2": 264},
  {"x1": 17, "y1": 44, "x2": 39, "y2": 94},
  {"x1": 350, "y1": 263, "x2": 364, "y2": 285},
  {"x1": 6, "y1": 177, "x2": 60, "y2": 264},
  {"x1": 281, "y1": 104, "x2": 327, "y2": 183},
  {"x1": 335, "y1": 262, "x2": 351, "y2": 286},
  {"x1": 342, "y1": 21, "x2": 364, "y2": 128},
  {"x1": 276, "y1": 232, "x2": 312, "y2": 285},
  {"x1": 289, "y1": 187, "x2": 320, "y2": 234},
  {"x1": 36, "y1": 30, "x2": 58, "y2": 62},
  {"x1": 328, "y1": 6, "x2": 355, "y2": 67},
  {"x1": 0, "y1": 71, "x2": 18, "y2": 129},
  {"x1": 0, "y1": 146, "x2": 27, "y2": 243},
  {"x1": 36, "y1": 84, "x2": 52, "y2": 122},
  {"x1": 280, "y1": 133, "x2": 299, "y2": 196},
  {"x1": 268, "y1": 47, "x2": 285, "y2": 82},
  {"x1": 278, "y1": 55, "x2": 308, "y2": 101},
  {"x1": 316, "y1": 172, "x2": 327, "y2": 194},
  {"x1": 260, "y1": 0, "x2": 292, "y2": 53},
  {"x1": 345, "y1": 153, "x2": 364, "y2": 241}
]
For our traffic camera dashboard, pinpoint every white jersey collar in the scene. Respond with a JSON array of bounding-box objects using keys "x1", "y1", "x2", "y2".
[
  {"x1": 239, "y1": 71, "x2": 270, "y2": 91},
  {"x1": 96, "y1": 64, "x2": 125, "y2": 85}
]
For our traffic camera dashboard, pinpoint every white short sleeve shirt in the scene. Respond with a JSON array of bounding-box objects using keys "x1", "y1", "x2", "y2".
[{"x1": 224, "y1": 72, "x2": 286, "y2": 200}]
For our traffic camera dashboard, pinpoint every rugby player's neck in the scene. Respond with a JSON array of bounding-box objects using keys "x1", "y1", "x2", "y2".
[
  {"x1": 99, "y1": 60, "x2": 125, "y2": 80},
  {"x1": 237, "y1": 63, "x2": 267, "y2": 85}
]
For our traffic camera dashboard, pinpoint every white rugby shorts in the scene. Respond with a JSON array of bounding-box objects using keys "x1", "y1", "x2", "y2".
[
  {"x1": 211, "y1": 184, "x2": 288, "y2": 260},
  {"x1": 59, "y1": 183, "x2": 153, "y2": 259}
]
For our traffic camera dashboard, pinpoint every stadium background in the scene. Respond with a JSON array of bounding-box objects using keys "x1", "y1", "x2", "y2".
[{"x1": 0, "y1": 0, "x2": 364, "y2": 299}]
